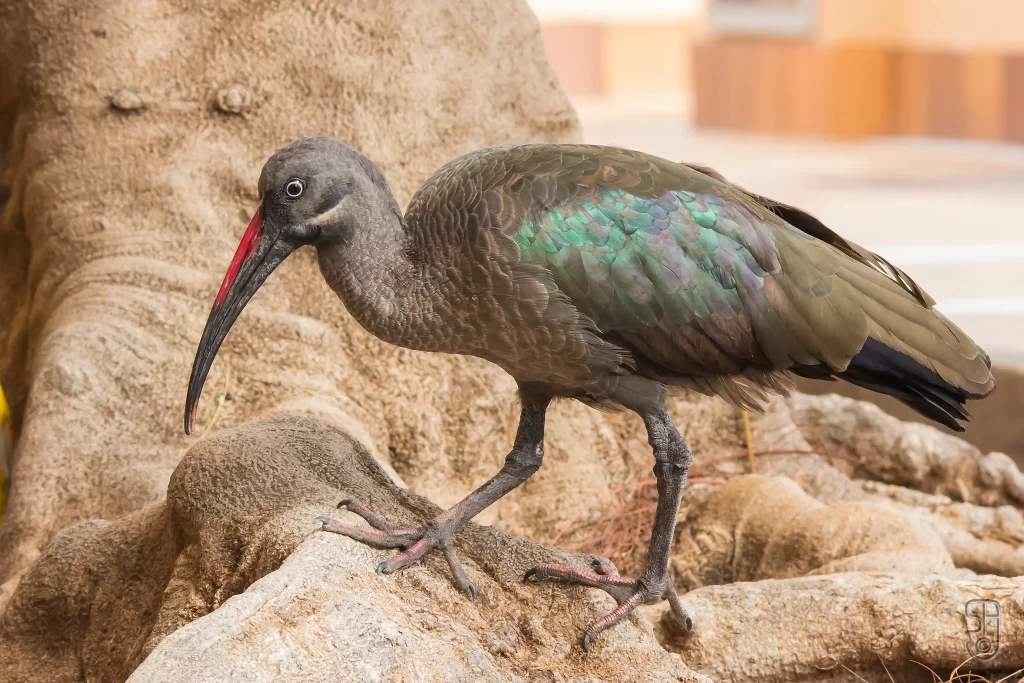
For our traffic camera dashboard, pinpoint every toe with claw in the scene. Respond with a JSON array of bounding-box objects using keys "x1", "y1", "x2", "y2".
[
  {"x1": 315, "y1": 498, "x2": 478, "y2": 599},
  {"x1": 525, "y1": 556, "x2": 692, "y2": 649}
]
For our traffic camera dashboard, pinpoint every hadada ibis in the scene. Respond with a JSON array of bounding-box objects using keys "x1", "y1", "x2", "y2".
[{"x1": 185, "y1": 137, "x2": 995, "y2": 648}]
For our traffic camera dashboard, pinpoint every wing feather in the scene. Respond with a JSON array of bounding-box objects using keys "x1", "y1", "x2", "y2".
[{"x1": 413, "y1": 143, "x2": 994, "y2": 412}]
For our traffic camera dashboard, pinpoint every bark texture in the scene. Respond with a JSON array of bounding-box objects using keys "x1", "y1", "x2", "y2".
[
  {"x1": 2, "y1": 415, "x2": 708, "y2": 682},
  {"x1": 0, "y1": 0, "x2": 585, "y2": 593},
  {"x1": 1, "y1": 0, "x2": 1022, "y2": 681}
]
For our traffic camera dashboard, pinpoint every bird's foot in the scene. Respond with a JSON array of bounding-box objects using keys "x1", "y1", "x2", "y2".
[
  {"x1": 524, "y1": 556, "x2": 692, "y2": 650},
  {"x1": 314, "y1": 498, "x2": 478, "y2": 598}
]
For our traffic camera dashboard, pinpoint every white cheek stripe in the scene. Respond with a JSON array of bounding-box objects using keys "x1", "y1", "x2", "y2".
[{"x1": 309, "y1": 200, "x2": 346, "y2": 226}]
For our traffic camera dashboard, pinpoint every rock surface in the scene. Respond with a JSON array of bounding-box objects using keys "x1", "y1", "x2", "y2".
[
  {"x1": 2, "y1": 0, "x2": 1024, "y2": 681},
  {"x1": 2, "y1": 415, "x2": 707, "y2": 683},
  {"x1": 0, "y1": 0, "x2": 585, "y2": 601},
  {"x1": 656, "y1": 572, "x2": 1024, "y2": 683},
  {"x1": 671, "y1": 475, "x2": 955, "y2": 589},
  {"x1": 790, "y1": 393, "x2": 1024, "y2": 507}
]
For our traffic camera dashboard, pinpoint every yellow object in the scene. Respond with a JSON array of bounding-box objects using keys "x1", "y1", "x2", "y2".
[
  {"x1": 742, "y1": 410, "x2": 755, "y2": 473},
  {"x1": 0, "y1": 382, "x2": 11, "y2": 521}
]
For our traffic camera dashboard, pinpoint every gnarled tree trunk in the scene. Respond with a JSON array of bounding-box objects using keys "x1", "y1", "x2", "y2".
[{"x1": 0, "y1": 1, "x2": 1021, "y2": 681}]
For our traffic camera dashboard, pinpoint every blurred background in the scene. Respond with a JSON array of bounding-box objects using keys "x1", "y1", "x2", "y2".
[
  {"x1": 529, "y1": 0, "x2": 1024, "y2": 457},
  {"x1": 530, "y1": 0, "x2": 1024, "y2": 362}
]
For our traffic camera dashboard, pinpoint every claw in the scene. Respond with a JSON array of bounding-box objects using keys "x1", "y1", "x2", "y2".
[
  {"x1": 318, "y1": 504, "x2": 479, "y2": 599},
  {"x1": 666, "y1": 584, "x2": 693, "y2": 632},
  {"x1": 441, "y1": 546, "x2": 478, "y2": 599},
  {"x1": 524, "y1": 561, "x2": 689, "y2": 649},
  {"x1": 590, "y1": 555, "x2": 619, "y2": 576}
]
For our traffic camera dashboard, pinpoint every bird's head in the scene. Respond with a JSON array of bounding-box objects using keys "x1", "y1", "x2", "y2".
[{"x1": 184, "y1": 136, "x2": 381, "y2": 434}]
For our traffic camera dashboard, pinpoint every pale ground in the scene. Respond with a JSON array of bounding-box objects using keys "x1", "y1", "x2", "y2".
[{"x1": 577, "y1": 107, "x2": 1024, "y2": 364}]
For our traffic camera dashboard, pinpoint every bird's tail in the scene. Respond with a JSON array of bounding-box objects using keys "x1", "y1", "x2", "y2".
[
  {"x1": 793, "y1": 336, "x2": 992, "y2": 431},
  {"x1": 767, "y1": 219, "x2": 996, "y2": 432}
]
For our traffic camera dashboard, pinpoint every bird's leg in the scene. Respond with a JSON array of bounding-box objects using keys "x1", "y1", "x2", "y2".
[
  {"x1": 316, "y1": 395, "x2": 549, "y2": 598},
  {"x1": 525, "y1": 406, "x2": 693, "y2": 649}
]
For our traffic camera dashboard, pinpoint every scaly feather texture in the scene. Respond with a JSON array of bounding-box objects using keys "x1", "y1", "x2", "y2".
[
  {"x1": 398, "y1": 144, "x2": 995, "y2": 427},
  {"x1": 208, "y1": 137, "x2": 999, "y2": 647}
]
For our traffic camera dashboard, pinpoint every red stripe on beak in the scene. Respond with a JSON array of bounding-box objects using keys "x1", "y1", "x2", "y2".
[{"x1": 214, "y1": 206, "x2": 264, "y2": 305}]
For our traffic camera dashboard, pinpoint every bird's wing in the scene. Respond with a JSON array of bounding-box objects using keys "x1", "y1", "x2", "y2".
[{"x1": 493, "y1": 144, "x2": 993, "y2": 411}]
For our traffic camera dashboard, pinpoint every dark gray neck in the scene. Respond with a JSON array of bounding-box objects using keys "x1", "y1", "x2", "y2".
[{"x1": 316, "y1": 198, "x2": 439, "y2": 350}]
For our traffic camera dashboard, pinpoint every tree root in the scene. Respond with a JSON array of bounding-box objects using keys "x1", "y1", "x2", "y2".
[
  {"x1": 653, "y1": 572, "x2": 1024, "y2": 683},
  {"x1": 789, "y1": 394, "x2": 1024, "y2": 507}
]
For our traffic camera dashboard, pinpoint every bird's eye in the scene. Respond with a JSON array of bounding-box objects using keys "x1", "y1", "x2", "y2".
[{"x1": 285, "y1": 179, "x2": 304, "y2": 199}]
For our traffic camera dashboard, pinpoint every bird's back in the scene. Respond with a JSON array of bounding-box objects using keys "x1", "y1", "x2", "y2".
[{"x1": 405, "y1": 144, "x2": 995, "y2": 426}]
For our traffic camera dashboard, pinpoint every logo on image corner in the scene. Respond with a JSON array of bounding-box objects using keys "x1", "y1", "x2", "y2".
[{"x1": 965, "y1": 599, "x2": 1000, "y2": 661}]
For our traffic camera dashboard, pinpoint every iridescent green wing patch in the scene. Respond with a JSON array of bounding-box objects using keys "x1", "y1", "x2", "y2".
[{"x1": 513, "y1": 188, "x2": 781, "y2": 334}]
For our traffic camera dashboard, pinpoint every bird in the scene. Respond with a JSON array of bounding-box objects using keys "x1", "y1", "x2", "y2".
[{"x1": 185, "y1": 137, "x2": 995, "y2": 649}]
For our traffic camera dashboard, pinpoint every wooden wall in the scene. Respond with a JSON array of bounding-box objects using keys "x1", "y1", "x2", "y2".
[
  {"x1": 694, "y1": 38, "x2": 1024, "y2": 141},
  {"x1": 540, "y1": 24, "x2": 605, "y2": 98},
  {"x1": 540, "y1": 23, "x2": 695, "y2": 104}
]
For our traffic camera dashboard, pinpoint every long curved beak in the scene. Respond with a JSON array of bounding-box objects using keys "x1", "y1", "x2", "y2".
[{"x1": 184, "y1": 205, "x2": 298, "y2": 434}]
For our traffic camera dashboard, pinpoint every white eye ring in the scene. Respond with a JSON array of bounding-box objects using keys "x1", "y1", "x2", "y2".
[{"x1": 285, "y1": 179, "x2": 304, "y2": 199}]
